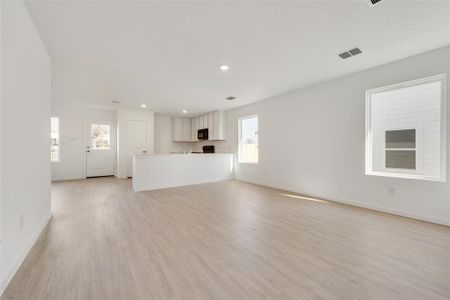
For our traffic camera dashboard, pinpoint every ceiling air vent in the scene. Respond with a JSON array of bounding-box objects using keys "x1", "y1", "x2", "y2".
[
  {"x1": 349, "y1": 47, "x2": 362, "y2": 56},
  {"x1": 225, "y1": 96, "x2": 236, "y2": 101},
  {"x1": 369, "y1": 0, "x2": 383, "y2": 6},
  {"x1": 339, "y1": 47, "x2": 362, "y2": 59},
  {"x1": 339, "y1": 52, "x2": 352, "y2": 59}
]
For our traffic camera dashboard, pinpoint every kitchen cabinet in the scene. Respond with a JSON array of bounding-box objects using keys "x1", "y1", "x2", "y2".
[
  {"x1": 191, "y1": 117, "x2": 198, "y2": 141},
  {"x1": 172, "y1": 117, "x2": 191, "y2": 142},
  {"x1": 194, "y1": 114, "x2": 208, "y2": 130},
  {"x1": 173, "y1": 110, "x2": 226, "y2": 142},
  {"x1": 195, "y1": 117, "x2": 200, "y2": 139},
  {"x1": 202, "y1": 115, "x2": 208, "y2": 129},
  {"x1": 212, "y1": 110, "x2": 226, "y2": 140},
  {"x1": 183, "y1": 118, "x2": 191, "y2": 141},
  {"x1": 208, "y1": 112, "x2": 214, "y2": 139}
]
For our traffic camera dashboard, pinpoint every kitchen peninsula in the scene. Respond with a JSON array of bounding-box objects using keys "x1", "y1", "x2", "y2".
[{"x1": 132, "y1": 153, "x2": 234, "y2": 191}]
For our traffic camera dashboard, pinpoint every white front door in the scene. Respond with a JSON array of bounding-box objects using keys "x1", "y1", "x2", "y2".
[
  {"x1": 86, "y1": 120, "x2": 115, "y2": 177},
  {"x1": 127, "y1": 120, "x2": 147, "y2": 177}
]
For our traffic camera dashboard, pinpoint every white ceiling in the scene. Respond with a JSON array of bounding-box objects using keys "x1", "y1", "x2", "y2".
[{"x1": 25, "y1": 0, "x2": 450, "y2": 116}]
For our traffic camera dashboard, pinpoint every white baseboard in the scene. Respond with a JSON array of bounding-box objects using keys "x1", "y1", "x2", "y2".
[
  {"x1": 236, "y1": 179, "x2": 449, "y2": 227},
  {"x1": 51, "y1": 176, "x2": 84, "y2": 182},
  {"x1": 0, "y1": 212, "x2": 53, "y2": 296},
  {"x1": 52, "y1": 175, "x2": 120, "y2": 182}
]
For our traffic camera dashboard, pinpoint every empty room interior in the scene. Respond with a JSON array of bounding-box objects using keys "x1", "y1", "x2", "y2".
[{"x1": 1, "y1": 0, "x2": 450, "y2": 299}]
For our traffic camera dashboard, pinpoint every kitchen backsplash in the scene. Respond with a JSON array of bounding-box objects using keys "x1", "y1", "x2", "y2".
[{"x1": 167, "y1": 140, "x2": 232, "y2": 153}]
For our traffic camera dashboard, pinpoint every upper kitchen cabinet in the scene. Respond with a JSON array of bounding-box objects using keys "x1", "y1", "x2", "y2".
[
  {"x1": 191, "y1": 117, "x2": 198, "y2": 141},
  {"x1": 183, "y1": 118, "x2": 191, "y2": 141},
  {"x1": 208, "y1": 112, "x2": 214, "y2": 137},
  {"x1": 202, "y1": 115, "x2": 208, "y2": 129},
  {"x1": 197, "y1": 116, "x2": 203, "y2": 130},
  {"x1": 173, "y1": 117, "x2": 192, "y2": 142},
  {"x1": 173, "y1": 110, "x2": 226, "y2": 142},
  {"x1": 211, "y1": 110, "x2": 226, "y2": 140}
]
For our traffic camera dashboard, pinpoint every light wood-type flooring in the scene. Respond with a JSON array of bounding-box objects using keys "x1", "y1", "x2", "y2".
[{"x1": 2, "y1": 178, "x2": 449, "y2": 300}]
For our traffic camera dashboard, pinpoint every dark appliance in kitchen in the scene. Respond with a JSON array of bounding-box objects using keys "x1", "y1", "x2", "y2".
[
  {"x1": 202, "y1": 145, "x2": 215, "y2": 153},
  {"x1": 197, "y1": 128, "x2": 208, "y2": 140}
]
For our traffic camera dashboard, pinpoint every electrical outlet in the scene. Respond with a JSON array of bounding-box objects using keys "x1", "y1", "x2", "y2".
[
  {"x1": 19, "y1": 214, "x2": 25, "y2": 229},
  {"x1": 387, "y1": 187, "x2": 395, "y2": 196}
]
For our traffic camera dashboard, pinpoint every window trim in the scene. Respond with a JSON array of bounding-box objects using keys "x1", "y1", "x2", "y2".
[
  {"x1": 238, "y1": 114, "x2": 259, "y2": 164},
  {"x1": 365, "y1": 74, "x2": 447, "y2": 182},
  {"x1": 50, "y1": 116, "x2": 60, "y2": 163}
]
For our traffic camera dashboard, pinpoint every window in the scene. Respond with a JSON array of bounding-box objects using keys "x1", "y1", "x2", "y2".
[
  {"x1": 365, "y1": 74, "x2": 446, "y2": 181},
  {"x1": 50, "y1": 117, "x2": 60, "y2": 162},
  {"x1": 238, "y1": 115, "x2": 258, "y2": 164},
  {"x1": 90, "y1": 123, "x2": 111, "y2": 150},
  {"x1": 385, "y1": 129, "x2": 416, "y2": 170}
]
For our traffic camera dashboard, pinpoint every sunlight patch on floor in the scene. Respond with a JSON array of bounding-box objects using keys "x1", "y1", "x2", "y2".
[{"x1": 280, "y1": 193, "x2": 330, "y2": 204}]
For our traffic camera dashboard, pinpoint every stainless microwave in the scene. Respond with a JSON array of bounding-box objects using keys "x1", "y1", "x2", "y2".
[{"x1": 198, "y1": 128, "x2": 208, "y2": 140}]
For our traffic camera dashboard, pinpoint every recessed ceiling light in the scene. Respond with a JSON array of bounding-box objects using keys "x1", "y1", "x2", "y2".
[
  {"x1": 141, "y1": 104, "x2": 147, "y2": 108},
  {"x1": 219, "y1": 65, "x2": 230, "y2": 71},
  {"x1": 182, "y1": 110, "x2": 187, "y2": 114}
]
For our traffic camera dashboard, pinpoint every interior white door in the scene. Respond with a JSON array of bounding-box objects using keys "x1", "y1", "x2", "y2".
[
  {"x1": 86, "y1": 120, "x2": 115, "y2": 177},
  {"x1": 127, "y1": 120, "x2": 148, "y2": 177}
]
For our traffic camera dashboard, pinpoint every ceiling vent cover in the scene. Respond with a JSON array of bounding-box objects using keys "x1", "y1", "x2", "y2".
[
  {"x1": 349, "y1": 47, "x2": 362, "y2": 56},
  {"x1": 339, "y1": 47, "x2": 362, "y2": 59},
  {"x1": 339, "y1": 52, "x2": 352, "y2": 59},
  {"x1": 369, "y1": 0, "x2": 383, "y2": 6}
]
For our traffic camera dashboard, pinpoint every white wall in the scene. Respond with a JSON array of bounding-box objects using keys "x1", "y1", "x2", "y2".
[
  {"x1": 1, "y1": 1, "x2": 52, "y2": 294},
  {"x1": 51, "y1": 104, "x2": 116, "y2": 181},
  {"x1": 117, "y1": 108, "x2": 154, "y2": 178},
  {"x1": 192, "y1": 140, "x2": 232, "y2": 154},
  {"x1": 224, "y1": 46, "x2": 450, "y2": 225}
]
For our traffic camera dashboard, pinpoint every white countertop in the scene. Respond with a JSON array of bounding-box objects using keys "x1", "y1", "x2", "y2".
[{"x1": 135, "y1": 153, "x2": 233, "y2": 158}]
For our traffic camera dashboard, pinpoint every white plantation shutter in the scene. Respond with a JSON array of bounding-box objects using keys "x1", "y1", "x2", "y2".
[{"x1": 366, "y1": 74, "x2": 446, "y2": 181}]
